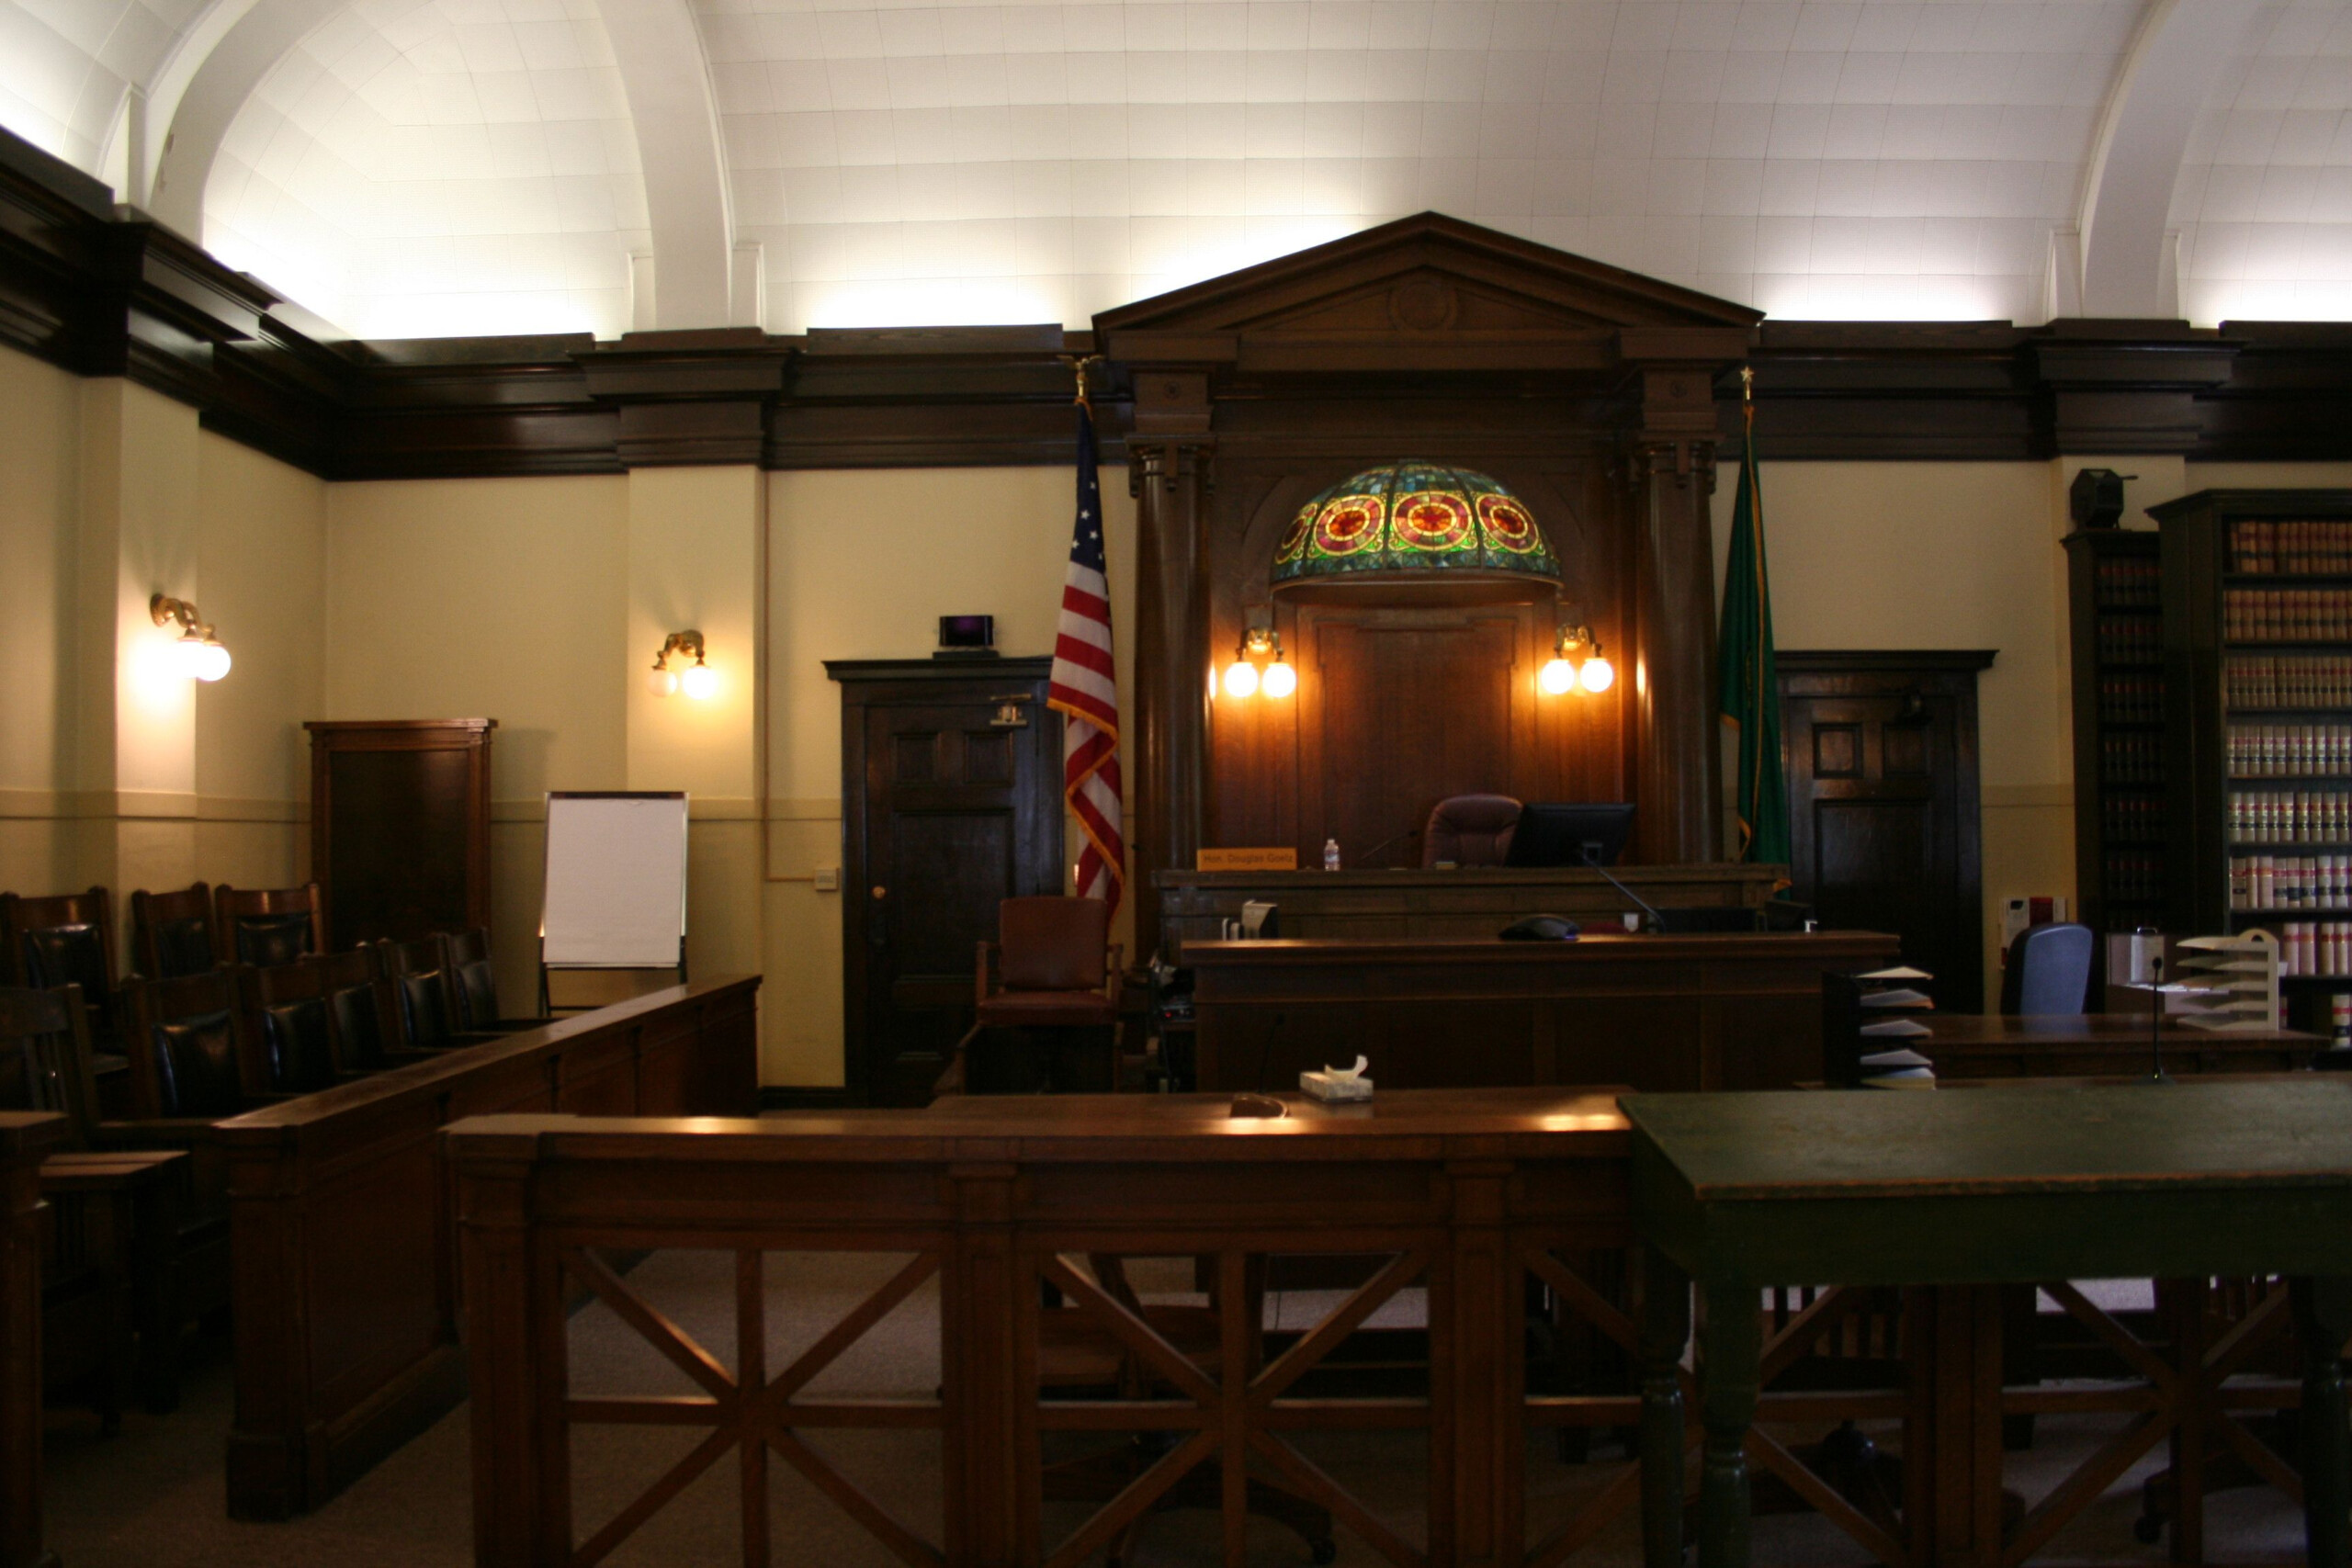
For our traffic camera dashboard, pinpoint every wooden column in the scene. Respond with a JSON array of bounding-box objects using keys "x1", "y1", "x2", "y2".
[
  {"x1": 1126, "y1": 371, "x2": 1214, "y2": 963},
  {"x1": 1628, "y1": 363, "x2": 1725, "y2": 864},
  {"x1": 1, "y1": 1112, "x2": 68, "y2": 1568}
]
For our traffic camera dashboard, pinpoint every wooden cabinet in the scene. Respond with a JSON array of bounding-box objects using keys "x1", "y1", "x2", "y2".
[
  {"x1": 828, "y1": 660, "x2": 1063, "y2": 1106},
  {"x1": 2153, "y1": 489, "x2": 2352, "y2": 1027},
  {"x1": 1776, "y1": 650, "x2": 1992, "y2": 1010},
  {"x1": 303, "y1": 719, "x2": 494, "y2": 947},
  {"x1": 2064, "y1": 529, "x2": 2169, "y2": 945}
]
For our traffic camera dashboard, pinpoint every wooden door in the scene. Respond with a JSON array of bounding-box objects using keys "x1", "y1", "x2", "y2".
[
  {"x1": 304, "y1": 719, "x2": 496, "y2": 946},
  {"x1": 1779, "y1": 652, "x2": 1992, "y2": 1011},
  {"x1": 830, "y1": 660, "x2": 1061, "y2": 1106}
]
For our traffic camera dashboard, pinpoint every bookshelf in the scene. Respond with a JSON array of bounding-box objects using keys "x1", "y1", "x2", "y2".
[
  {"x1": 2064, "y1": 528, "x2": 2168, "y2": 946},
  {"x1": 2153, "y1": 489, "x2": 2352, "y2": 1032}
]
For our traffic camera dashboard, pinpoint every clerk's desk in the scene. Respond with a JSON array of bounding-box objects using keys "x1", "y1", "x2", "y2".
[
  {"x1": 1183, "y1": 930, "x2": 1900, "y2": 1094},
  {"x1": 1157, "y1": 863, "x2": 1785, "y2": 947}
]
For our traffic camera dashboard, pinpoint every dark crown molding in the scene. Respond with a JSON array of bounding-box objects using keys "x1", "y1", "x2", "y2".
[{"x1": 2, "y1": 124, "x2": 2349, "y2": 479}]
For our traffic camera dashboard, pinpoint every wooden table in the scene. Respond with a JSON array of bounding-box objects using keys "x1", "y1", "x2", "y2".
[
  {"x1": 1624, "y1": 1080, "x2": 2352, "y2": 1568},
  {"x1": 1924, "y1": 1012, "x2": 2327, "y2": 1079},
  {"x1": 1184, "y1": 931, "x2": 1899, "y2": 1093}
]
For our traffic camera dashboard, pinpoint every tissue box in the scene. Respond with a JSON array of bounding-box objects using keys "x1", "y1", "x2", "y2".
[{"x1": 1300, "y1": 1067, "x2": 1374, "y2": 1101}]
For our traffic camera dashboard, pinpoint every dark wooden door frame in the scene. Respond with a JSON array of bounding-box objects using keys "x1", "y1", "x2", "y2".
[
  {"x1": 1777, "y1": 649, "x2": 1993, "y2": 1011},
  {"x1": 828, "y1": 658, "x2": 1061, "y2": 1107}
]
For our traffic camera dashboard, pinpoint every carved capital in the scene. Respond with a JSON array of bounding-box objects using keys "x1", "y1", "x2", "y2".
[
  {"x1": 1126, "y1": 436, "x2": 1216, "y2": 497},
  {"x1": 1628, "y1": 437, "x2": 1718, "y2": 490}
]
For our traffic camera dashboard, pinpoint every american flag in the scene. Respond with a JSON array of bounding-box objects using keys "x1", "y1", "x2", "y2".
[{"x1": 1048, "y1": 393, "x2": 1125, "y2": 915}]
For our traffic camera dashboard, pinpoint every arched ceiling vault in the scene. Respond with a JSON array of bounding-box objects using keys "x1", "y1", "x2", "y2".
[{"x1": 0, "y1": 0, "x2": 2346, "y2": 339}]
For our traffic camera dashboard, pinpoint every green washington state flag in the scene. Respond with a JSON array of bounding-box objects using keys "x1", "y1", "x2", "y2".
[{"x1": 1719, "y1": 400, "x2": 1791, "y2": 867}]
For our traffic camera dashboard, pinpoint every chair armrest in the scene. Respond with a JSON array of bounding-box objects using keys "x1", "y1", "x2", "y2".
[
  {"x1": 40, "y1": 1148, "x2": 189, "y2": 1191},
  {"x1": 974, "y1": 941, "x2": 998, "y2": 1009}
]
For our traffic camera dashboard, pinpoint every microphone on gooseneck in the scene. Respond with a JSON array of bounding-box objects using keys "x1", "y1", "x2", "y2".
[
  {"x1": 1350, "y1": 829, "x2": 1418, "y2": 869},
  {"x1": 1583, "y1": 844, "x2": 1666, "y2": 931}
]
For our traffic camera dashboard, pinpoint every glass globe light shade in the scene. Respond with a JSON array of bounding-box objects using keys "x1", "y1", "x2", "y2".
[
  {"x1": 190, "y1": 637, "x2": 231, "y2": 682},
  {"x1": 650, "y1": 667, "x2": 679, "y2": 697},
  {"x1": 681, "y1": 662, "x2": 718, "y2": 700},
  {"x1": 1222, "y1": 660, "x2": 1259, "y2": 699},
  {"x1": 1261, "y1": 660, "x2": 1296, "y2": 699},
  {"x1": 1579, "y1": 653, "x2": 1615, "y2": 693},
  {"x1": 1538, "y1": 658, "x2": 1575, "y2": 695}
]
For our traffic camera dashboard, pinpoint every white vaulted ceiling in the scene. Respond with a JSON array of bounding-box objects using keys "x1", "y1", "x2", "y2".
[{"x1": 0, "y1": 0, "x2": 2345, "y2": 339}]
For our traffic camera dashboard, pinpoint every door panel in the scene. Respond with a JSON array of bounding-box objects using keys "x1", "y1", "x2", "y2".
[
  {"x1": 1780, "y1": 654, "x2": 1990, "y2": 1012},
  {"x1": 835, "y1": 665, "x2": 1062, "y2": 1106}
]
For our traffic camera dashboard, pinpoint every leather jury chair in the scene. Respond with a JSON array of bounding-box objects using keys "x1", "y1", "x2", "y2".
[
  {"x1": 2, "y1": 887, "x2": 127, "y2": 1060},
  {"x1": 1419, "y1": 794, "x2": 1522, "y2": 867},
  {"x1": 937, "y1": 897, "x2": 1122, "y2": 1097},
  {"x1": 210, "y1": 882, "x2": 326, "y2": 969},
  {"x1": 130, "y1": 882, "x2": 217, "y2": 980},
  {"x1": 2000, "y1": 920, "x2": 2096, "y2": 1016}
]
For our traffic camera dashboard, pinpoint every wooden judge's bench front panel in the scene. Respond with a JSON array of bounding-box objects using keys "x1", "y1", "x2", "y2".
[{"x1": 1183, "y1": 930, "x2": 1900, "y2": 1094}]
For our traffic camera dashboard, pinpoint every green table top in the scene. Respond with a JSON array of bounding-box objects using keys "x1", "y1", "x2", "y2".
[
  {"x1": 1624, "y1": 1080, "x2": 2352, "y2": 1285},
  {"x1": 1623, "y1": 1079, "x2": 2352, "y2": 1201}
]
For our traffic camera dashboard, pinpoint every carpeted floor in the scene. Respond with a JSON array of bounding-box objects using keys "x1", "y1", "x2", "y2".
[{"x1": 42, "y1": 1255, "x2": 2310, "y2": 1566}]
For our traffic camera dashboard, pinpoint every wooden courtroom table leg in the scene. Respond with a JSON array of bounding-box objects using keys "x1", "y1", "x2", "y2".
[
  {"x1": 2295, "y1": 1276, "x2": 2352, "y2": 1568},
  {"x1": 1697, "y1": 1278, "x2": 1760, "y2": 1568},
  {"x1": 1639, "y1": 1247, "x2": 1691, "y2": 1568}
]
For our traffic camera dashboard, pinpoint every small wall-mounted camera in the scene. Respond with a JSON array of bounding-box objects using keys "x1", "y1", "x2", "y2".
[{"x1": 934, "y1": 615, "x2": 997, "y2": 660}]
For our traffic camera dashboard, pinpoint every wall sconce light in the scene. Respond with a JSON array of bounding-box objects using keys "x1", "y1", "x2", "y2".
[
  {"x1": 1222, "y1": 626, "x2": 1294, "y2": 700},
  {"x1": 150, "y1": 593, "x2": 231, "y2": 682},
  {"x1": 651, "y1": 629, "x2": 716, "y2": 699},
  {"x1": 1541, "y1": 619, "x2": 1615, "y2": 696}
]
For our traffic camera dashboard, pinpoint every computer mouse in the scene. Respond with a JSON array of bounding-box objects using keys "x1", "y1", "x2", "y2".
[{"x1": 1499, "y1": 914, "x2": 1580, "y2": 941}]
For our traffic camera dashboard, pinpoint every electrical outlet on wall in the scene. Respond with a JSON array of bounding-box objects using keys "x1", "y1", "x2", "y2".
[{"x1": 814, "y1": 867, "x2": 839, "y2": 892}]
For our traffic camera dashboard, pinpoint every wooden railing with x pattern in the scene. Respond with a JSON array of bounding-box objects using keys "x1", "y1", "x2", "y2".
[{"x1": 450, "y1": 1093, "x2": 2330, "y2": 1568}]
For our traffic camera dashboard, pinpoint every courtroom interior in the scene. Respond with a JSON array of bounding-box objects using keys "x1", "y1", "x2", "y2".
[{"x1": 4, "y1": 0, "x2": 2352, "y2": 1563}]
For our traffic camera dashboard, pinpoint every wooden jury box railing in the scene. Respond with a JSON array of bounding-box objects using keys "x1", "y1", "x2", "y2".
[
  {"x1": 219, "y1": 975, "x2": 761, "y2": 1521},
  {"x1": 447, "y1": 1090, "x2": 1639, "y2": 1568}
]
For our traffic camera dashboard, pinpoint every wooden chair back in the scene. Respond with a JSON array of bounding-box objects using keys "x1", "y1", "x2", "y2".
[
  {"x1": 443, "y1": 927, "x2": 504, "y2": 1030},
  {"x1": 1, "y1": 887, "x2": 124, "y2": 1051},
  {"x1": 233, "y1": 959, "x2": 345, "y2": 1093},
  {"x1": 210, "y1": 883, "x2": 326, "y2": 969},
  {"x1": 0, "y1": 983, "x2": 103, "y2": 1141},
  {"x1": 130, "y1": 882, "x2": 217, "y2": 979},
  {"x1": 121, "y1": 969, "x2": 262, "y2": 1119},
  {"x1": 316, "y1": 946, "x2": 401, "y2": 1072},
  {"x1": 377, "y1": 935, "x2": 463, "y2": 1049},
  {"x1": 998, "y1": 897, "x2": 1114, "y2": 993}
]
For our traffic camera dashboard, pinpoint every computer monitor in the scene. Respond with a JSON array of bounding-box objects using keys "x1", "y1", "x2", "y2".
[{"x1": 1504, "y1": 803, "x2": 1636, "y2": 868}]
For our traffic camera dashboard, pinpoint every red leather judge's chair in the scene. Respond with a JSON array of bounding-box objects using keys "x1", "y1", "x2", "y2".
[
  {"x1": 1420, "y1": 794, "x2": 1522, "y2": 867},
  {"x1": 934, "y1": 897, "x2": 1121, "y2": 1098}
]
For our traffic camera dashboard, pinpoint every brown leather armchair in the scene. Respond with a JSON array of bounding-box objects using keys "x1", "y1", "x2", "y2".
[
  {"x1": 130, "y1": 882, "x2": 216, "y2": 979},
  {"x1": 1419, "y1": 794, "x2": 1523, "y2": 866},
  {"x1": 210, "y1": 882, "x2": 325, "y2": 968},
  {"x1": 936, "y1": 897, "x2": 1122, "y2": 1097}
]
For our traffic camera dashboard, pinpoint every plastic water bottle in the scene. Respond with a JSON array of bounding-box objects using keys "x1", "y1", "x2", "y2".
[{"x1": 1323, "y1": 837, "x2": 1340, "y2": 872}]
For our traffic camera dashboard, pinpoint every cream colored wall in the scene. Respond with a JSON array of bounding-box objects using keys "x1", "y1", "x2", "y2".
[
  {"x1": 325, "y1": 474, "x2": 629, "y2": 1012},
  {"x1": 195, "y1": 430, "x2": 326, "y2": 891},
  {"x1": 0, "y1": 347, "x2": 326, "y2": 953},
  {"x1": 1713, "y1": 460, "x2": 2077, "y2": 1003},
  {"x1": 763, "y1": 466, "x2": 1139, "y2": 1088},
  {"x1": 0, "y1": 344, "x2": 82, "y2": 895}
]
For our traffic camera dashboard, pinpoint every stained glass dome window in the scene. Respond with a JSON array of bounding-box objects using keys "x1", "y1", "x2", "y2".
[{"x1": 1271, "y1": 460, "x2": 1559, "y2": 604}]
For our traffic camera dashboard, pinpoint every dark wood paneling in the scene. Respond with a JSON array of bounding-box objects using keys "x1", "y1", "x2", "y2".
[
  {"x1": 1184, "y1": 931, "x2": 1899, "y2": 1092},
  {"x1": 219, "y1": 976, "x2": 758, "y2": 1519},
  {"x1": 1778, "y1": 650, "x2": 1993, "y2": 1011},
  {"x1": 306, "y1": 720, "x2": 494, "y2": 946},
  {"x1": 1, "y1": 1111, "x2": 67, "y2": 1568},
  {"x1": 6, "y1": 126, "x2": 2352, "y2": 480},
  {"x1": 828, "y1": 660, "x2": 1062, "y2": 1107}
]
